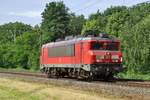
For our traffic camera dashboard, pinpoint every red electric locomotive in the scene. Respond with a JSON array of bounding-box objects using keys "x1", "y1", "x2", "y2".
[{"x1": 40, "y1": 34, "x2": 123, "y2": 80}]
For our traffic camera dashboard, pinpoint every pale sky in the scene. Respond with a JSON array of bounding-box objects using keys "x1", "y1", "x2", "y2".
[{"x1": 0, "y1": 0, "x2": 148, "y2": 26}]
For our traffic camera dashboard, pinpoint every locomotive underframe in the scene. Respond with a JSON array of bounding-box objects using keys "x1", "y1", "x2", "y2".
[{"x1": 41, "y1": 63, "x2": 123, "y2": 80}]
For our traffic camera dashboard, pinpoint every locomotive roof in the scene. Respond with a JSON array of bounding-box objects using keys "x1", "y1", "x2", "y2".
[{"x1": 42, "y1": 36, "x2": 120, "y2": 48}]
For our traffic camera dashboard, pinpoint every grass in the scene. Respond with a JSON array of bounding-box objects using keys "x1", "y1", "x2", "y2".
[
  {"x1": 0, "y1": 78, "x2": 112, "y2": 100},
  {"x1": 0, "y1": 86, "x2": 41, "y2": 100},
  {"x1": 0, "y1": 67, "x2": 40, "y2": 73},
  {"x1": 117, "y1": 72, "x2": 150, "y2": 80}
]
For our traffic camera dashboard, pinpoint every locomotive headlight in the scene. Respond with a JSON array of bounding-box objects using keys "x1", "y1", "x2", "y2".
[
  {"x1": 120, "y1": 57, "x2": 123, "y2": 62},
  {"x1": 96, "y1": 55, "x2": 104, "y2": 60},
  {"x1": 112, "y1": 55, "x2": 119, "y2": 60},
  {"x1": 89, "y1": 51, "x2": 94, "y2": 55}
]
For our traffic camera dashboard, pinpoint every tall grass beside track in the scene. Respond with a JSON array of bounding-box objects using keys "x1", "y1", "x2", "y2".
[
  {"x1": 0, "y1": 67, "x2": 40, "y2": 73},
  {"x1": 118, "y1": 72, "x2": 150, "y2": 80}
]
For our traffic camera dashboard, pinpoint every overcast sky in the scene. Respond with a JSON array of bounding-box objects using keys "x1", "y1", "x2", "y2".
[{"x1": 0, "y1": 0, "x2": 148, "y2": 26}]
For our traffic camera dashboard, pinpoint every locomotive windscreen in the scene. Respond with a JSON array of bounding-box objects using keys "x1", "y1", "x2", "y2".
[{"x1": 91, "y1": 42, "x2": 119, "y2": 51}]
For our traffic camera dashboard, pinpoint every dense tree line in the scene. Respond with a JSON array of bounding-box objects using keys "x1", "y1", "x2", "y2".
[{"x1": 0, "y1": 1, "x2": 150, "y2": 76}]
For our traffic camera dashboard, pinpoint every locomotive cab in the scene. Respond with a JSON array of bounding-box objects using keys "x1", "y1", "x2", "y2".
[
  {"x1": 86, "y1": 39, "x2": 123, "y2": 79},
  {"x1": 90, "y1": 40, "x2": 122, "y2": 63}
]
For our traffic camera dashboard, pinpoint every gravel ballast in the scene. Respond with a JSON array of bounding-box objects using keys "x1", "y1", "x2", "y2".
[{"x1": 0, "y1": 73, "x2": 150, "y2": 100}]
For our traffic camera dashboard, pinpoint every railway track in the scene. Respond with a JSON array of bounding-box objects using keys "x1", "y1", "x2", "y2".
[
  {"x1": 0, "y1": 70, "x2": 46, "y2": 77},
  {"x1": 0, "y1": 70, "x2": 150, "y2": 88},
  {"x1": 115, "y1": 79, "x2": 150, "y2": 88}
]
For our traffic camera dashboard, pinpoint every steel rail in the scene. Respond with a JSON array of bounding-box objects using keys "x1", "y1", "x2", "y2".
[{"x1": 0, "y1": 70, "x2": 150, "y2": 88}]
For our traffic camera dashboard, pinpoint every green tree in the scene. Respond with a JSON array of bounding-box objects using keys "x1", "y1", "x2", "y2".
[
  {"x1": 13, "y1": 31, "x2": 40, "y2": 70},
  {"x1": 0, "y1": 43, "x2": 15, "y2": 68},
  {"x1": 123, "y1": 15, "x2": 150, "y2": 74},
  {"x1": 89, "y1": 10, "x2": 107, "y2": 33},
  {"x1": 69, "y1": 14, "x2": 86, "y2": 35},
  {"x1": 105, "y1": 10, "x2": 129, "y2": 37},
  {"x1": 0, "y1": 22, "x2": 32, "y2": 43},
  {"x1": 128, "y1": 2, "x2": 150, "y2": 27},
  {"x1": 103, "y1": 6, "x2": 127, "y2": 16},
  {"x1": 41, "y1": 1, "x2": 70, "y2": 41},
  {"x1": 81, "y1": 19, "x2": 101, "y2": 35}
]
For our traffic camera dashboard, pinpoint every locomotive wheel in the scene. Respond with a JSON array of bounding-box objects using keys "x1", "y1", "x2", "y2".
[
  {"x1": 51, "y1": 68, "x2": 59, "y2": 78},
  {"x1": 104, "y1": 73, "x2": 114, "y2": 81},
  {"x1": 45, "y1": 68, "x2": 58, "y2": 78},
  {"x1": 46, "y1": 73, "x2": 51, "y2": 78},
  {"x1": 45, "y1": 68, "x2": 51, "y2": 78},
  {"x1": 77, "y1": 69, "x2": 94, "y2": 81},
  {"x1": 86, "y1": 72, "x2": 94, "y2": 81}
]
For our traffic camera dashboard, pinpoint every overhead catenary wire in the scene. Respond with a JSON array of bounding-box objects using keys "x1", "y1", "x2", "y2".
[{"x1": 75, "y1": 0, "x2": 102, "y2": 13}]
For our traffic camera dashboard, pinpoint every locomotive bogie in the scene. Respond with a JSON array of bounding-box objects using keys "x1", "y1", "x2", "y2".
[{"x1": 41, "y1": 63, "x2": 122, "y2": 79}]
